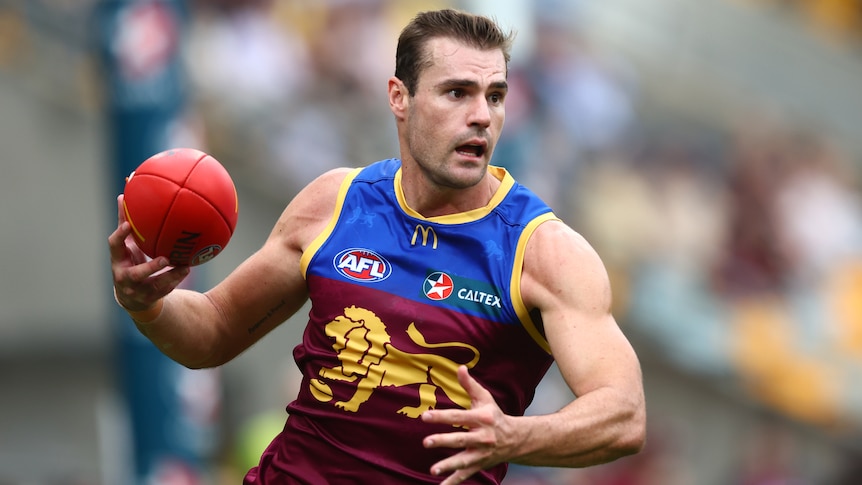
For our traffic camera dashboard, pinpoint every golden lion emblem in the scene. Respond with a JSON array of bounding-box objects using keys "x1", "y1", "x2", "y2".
[{"x1": 310, "y1": 305, "x2": 480, "y2": 418}]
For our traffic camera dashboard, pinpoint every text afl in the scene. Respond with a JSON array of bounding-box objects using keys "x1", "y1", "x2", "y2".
[{"x1": 333, "y1": 248, "x2": 392, "y2": 282}]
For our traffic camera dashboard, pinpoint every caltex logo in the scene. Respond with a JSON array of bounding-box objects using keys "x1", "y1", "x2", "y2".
[{"x1": 423, "y1": 272, "x2": 454, "y2": 300}]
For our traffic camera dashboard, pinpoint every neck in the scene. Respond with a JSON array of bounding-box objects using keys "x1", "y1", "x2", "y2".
[{"x1": 398, "y1": 164, "x2": 502, "y2": 218}]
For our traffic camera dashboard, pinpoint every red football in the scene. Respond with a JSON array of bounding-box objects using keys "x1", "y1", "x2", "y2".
[{"x1": 122, "y1": 148, "x2": 238, "y2": 266}]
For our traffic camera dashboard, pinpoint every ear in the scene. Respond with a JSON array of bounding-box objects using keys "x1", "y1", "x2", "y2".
[{"x1": 388, "y1": 76, "x2": 408, "y2": 121}]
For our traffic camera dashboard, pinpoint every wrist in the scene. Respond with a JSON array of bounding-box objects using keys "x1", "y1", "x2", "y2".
[{"x1": 113, "y1": 287, "x2": 164, "y2": 323}]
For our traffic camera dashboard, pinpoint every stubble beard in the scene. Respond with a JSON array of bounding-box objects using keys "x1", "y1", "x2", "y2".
[
  {"x1": 407, "y1": 128, "x2": 490, "y2": 191},
  {"x1": 416, "y1": 154, "x2": 487, "y2": 190}
]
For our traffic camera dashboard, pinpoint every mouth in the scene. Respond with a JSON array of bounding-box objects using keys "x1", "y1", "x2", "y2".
[{"x1": 455, "y1": 139, "x2": 488, "y2": 159}]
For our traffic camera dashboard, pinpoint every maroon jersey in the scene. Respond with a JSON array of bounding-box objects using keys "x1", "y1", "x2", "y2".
[{"x1": 245, "y1": 160, "x2": 557, "y2": 484}]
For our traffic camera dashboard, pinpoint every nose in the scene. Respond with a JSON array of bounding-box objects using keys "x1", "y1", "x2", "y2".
[{"x1": 467, "y1": 97, "x2": 492, "y2": 128}]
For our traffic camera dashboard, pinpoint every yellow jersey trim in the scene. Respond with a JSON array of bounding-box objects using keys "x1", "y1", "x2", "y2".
[
  {"x1": 300, "y1": 168, "x2": 362, "y2": 278},
  {"x1": 394, "y1": 165, "x2": 515, "y2": 223},
  {"x1": 511, "y1": 212, "x2": 560, "y2": 354}
]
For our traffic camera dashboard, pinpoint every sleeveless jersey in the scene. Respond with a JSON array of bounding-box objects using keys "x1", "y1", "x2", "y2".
[{"x1": 245, "y1": 159, "x2": 559, "y2": 484}]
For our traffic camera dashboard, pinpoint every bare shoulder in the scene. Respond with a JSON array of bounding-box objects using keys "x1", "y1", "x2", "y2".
[
  {"x1": 269, "y1": 167, "x2": 355, "y2": 250},
  {"x1": 520, "y1": 219, "x2": 612, "y2": 315}
]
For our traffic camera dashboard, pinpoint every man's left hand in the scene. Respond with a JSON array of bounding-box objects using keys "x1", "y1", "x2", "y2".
[{"x1": 422, "y1": 365, "x2": 517, "y2": 484}]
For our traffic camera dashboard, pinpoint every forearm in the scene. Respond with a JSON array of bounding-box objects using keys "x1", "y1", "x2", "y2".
[
  {"x1": 511, "y1": 387, "x2": 645, "y2": 468},
  {"x1": 125, "y1": 289, "x2": 230, "y2": 369}
]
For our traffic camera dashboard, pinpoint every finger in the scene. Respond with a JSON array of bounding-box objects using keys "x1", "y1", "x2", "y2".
[
  {"x1": 431, "y1": 451, "x2": 485, "y2": 483},
  {"x1": 438, "y1": 466, "x2": 483, "y2": 485},
  {"x1": 125, "y1": 235, "x2": 149, "y2": 265},
  {"x1": 117, "y1": 194, "x2": 127, "y2": 225},
  {"x1": 115, "y1": 194, "x2": 149, "y2": 264},
  {"x1": 120, "y1": 257, "x2": 170, "y2": 285},
  {"x1": 116, "y1": 264, "x2": 187, "y2": 308},
  {"x1": 114, "y1": 262, "x2": 187, "y2": 310},
  {"x1": 421, "y1": 369, "x2": 493, "y2": 428},
  {"x1": 108, "y1": 221, "x2": 133, "y2": 263},
  {"x1": 424, "y1": 428, "x2": 473, "y2": 450},
  {"x1": 422, "y1": 408, "x2": 476, "y2": 429},
  {"x1": 457, "y1": 366, "x2": 494, "y2": 405},
  {"x1": 150, "y1": 265, "x2": 191, "y2": 296}
]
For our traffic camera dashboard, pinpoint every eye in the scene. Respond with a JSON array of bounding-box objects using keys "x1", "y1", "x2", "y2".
[
  {"x1": 448, "y1": 89, "x2": 465, "y2": 99},
  {"x1": 489, "y1": 92, "x2": 504, "y2": 105}
]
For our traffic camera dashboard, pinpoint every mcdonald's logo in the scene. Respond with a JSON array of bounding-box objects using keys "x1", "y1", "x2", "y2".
[{"x1": 411, "y1": 224, "x2": 438, "y2": 249}]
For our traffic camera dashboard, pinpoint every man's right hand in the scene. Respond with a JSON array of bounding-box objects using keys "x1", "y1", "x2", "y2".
[{"x1": 108, "y1": 194, "x2": 190, "y2": 313}]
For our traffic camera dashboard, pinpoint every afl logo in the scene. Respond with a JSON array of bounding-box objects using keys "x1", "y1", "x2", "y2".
[
  {"x1": 423, "y1": 272, "x2": 454, "y2": 300},
  {"x1": 191, "y1": 245, "x2": 222, "y2": 265},
  {"x1": 333, "y1": 248, "x2": 392, "y2": 283}
]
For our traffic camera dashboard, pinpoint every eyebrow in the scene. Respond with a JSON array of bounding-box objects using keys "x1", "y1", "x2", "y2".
[{"x1": 437, "y1": 79, "x2": 509, "y2": 91}]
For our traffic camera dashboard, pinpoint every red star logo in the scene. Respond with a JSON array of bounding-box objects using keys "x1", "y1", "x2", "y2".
[{"x1": 424, "y1": 272, "x2": 454, "y2": 300}]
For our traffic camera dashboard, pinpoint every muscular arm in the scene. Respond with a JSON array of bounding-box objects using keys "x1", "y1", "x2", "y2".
[
  {"x1": 509, "y1": 220, "x2": 646, "y2": 467},
  {"x1": 109, "y1": 168, "x2": 352, "y2": 369},
  {"x1": 422, "y1": 220, "x2": 645, "y2": 482}
]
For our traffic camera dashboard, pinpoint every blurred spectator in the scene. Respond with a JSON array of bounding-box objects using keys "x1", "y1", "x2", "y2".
[
  {"x1": 773, "y1": 132, "x2": 862, "y2": 352},
  {"x1": 304, "y1": 0, "x2": 394, "y2": 96},
  {"x1": 712, "y1": 129, "x2": 794, "y2": 297},
  {"x1": 500, "y1": 9, "x2": 637, "y2": 218},
  {"x1": 186, "y1": 0, "x2": 310, "y2": 120},
  {"x1": 580, "y1": 136, "x2": 733, "y2": 375},
  {"x1": 774, "y1": 133, "x2": 862, "y2": 284},
  {"x1": 266, "y1": 0, "x2": 400, "y2": 193}
]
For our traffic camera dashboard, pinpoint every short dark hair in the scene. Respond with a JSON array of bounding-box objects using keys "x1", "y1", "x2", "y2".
[{"x1": 394, "y1": 9, "x2": 515, "y2": 96}]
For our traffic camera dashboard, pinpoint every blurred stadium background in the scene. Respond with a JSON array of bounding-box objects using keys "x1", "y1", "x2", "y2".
[{"x1": 2, "y1": 0, "x2": 862, "y2": 483}]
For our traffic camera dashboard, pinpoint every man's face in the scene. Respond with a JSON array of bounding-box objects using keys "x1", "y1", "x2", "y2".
[{"x1": 401, "y1": 37, "x2": 508, "y2": 189}]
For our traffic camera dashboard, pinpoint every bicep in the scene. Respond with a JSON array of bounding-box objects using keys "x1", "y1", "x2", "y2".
[
  {"x1": 522, "y1": 222, "x2": 642, "y2": 398},
  {"x1": 545, "y1": 309, "x2": 642, "y2": 399}
]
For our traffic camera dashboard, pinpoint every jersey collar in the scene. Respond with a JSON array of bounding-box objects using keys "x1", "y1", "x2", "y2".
[{"x1": 394, "y1": 165, "x2": 515, "y2": 223}]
